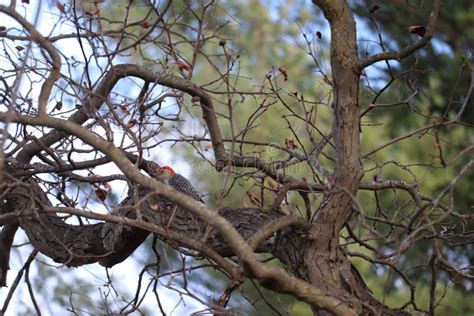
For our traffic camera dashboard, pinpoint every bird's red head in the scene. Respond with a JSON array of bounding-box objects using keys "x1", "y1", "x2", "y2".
[{"x1": 156, "y1": 166, "x2": 176, "y2": 177}]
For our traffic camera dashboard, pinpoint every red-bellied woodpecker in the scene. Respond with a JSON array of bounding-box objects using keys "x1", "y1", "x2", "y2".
[{"x1": 154, "y1": 166, "x2": 204, "y2": 203}]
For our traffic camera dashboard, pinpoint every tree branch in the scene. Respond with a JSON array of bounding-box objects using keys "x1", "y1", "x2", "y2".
[{"x1": 357, "y1": 0, "x2": 443, "y2": 70}]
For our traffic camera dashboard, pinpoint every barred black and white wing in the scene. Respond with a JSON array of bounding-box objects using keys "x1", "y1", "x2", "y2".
[{"x1": 169, "y1": 173, "x2": 204, "y2": 203}]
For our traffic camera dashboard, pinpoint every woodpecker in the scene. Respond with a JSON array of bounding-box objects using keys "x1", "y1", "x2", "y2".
[{"x1": 154, "y1": 166, "x2": 204, "y2": 203}]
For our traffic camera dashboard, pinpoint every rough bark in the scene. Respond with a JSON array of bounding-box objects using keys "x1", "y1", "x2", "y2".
[{"x1": 303, "y1": 1, "x2": 368, "y2": 314}]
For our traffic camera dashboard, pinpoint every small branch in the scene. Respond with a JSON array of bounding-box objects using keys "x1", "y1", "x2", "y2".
[
  {"x1": 1, "y1": 249, "x2": 37, "y2": 314},
  {"x1": 0, "y1": 5, "x2": 61, "y2": 116},
  {"x1": 363, "y1": 65, "x2": 473, "y2": 158},
  {"x1": 357, "y1": 0, "x2": 443, "y2": 70},
  {"x1": 24, "y1": 250, "x2": 41, "y2": 315}
]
